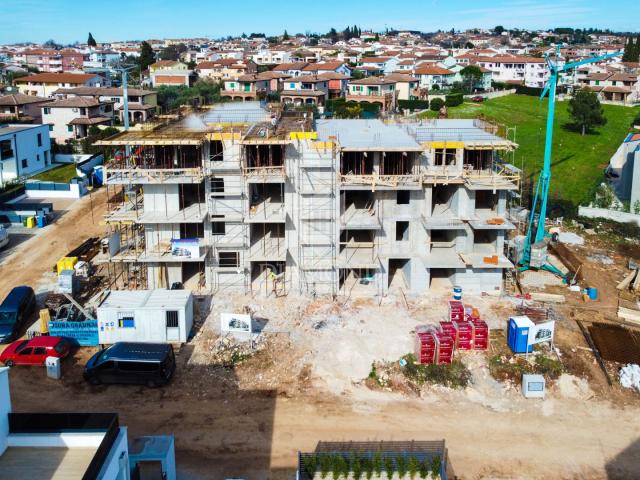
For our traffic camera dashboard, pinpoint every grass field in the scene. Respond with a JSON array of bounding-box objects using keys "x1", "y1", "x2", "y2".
[
  {"x1": 418, "y1": 95, "x2": 640, "y2": 208},
  {"x1": 32, "y1": 163, "x2": 78, "y2": 183}
]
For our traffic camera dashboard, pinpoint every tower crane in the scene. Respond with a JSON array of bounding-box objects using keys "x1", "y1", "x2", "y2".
[{"x1": 518, "y1": 45, "x2": 623, "y2": 276}]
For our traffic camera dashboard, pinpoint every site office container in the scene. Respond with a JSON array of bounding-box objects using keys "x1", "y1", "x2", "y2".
[{"x1": 97, "y1": 290, "x2": 194, "y2": 345}]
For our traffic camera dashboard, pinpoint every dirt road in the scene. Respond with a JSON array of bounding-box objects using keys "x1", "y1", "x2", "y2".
[
  {"x1": 0, "y1": 188, "x2": 107, "y2": 298},
  {"x1": 6, "y1": 340, "x2": 640, "y2": 480}
]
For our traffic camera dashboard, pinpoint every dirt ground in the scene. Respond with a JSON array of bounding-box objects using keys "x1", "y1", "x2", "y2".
[
  {"x1": 0, "y1": 188, "x2": 107, "y2": 299},
  {"x1": 3, "y1": 202, "x2": 640, "y2": 479}
]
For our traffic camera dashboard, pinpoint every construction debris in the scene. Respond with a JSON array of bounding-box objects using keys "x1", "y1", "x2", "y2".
[
  {"x1": 619, "y1": 364, "x2": 640, "y2": 391},
  {"x1": 530, "y1": 292, "x2": 566, "y2": 304},
  {"x1": 558, "y1": 232, "x2": 585, "y2": 246}
]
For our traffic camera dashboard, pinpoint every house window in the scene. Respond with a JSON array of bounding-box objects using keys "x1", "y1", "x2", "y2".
[
  {"x1": 37, "y1": 133, "x2": 42, "y2": 146},
  {"x1": 396, "y1": 221, "x2": 409, "y2": 241},
  {"x1": 117, "y1": 312, "x2": 135, "y2": 328},
  {"x1": 49, "y1": 125, "x2": 53, "y2": 131},
  {"x1": 67, "y1": 125, "x2": 73, "y2": 132},
  {"x1": 0, "y1": 140, "x2": 13, "y2": 160},
  {"x1": 219, "y1": 251, "x2": 240, "y2": 268},
  {"x1": 212, "y1": 221, "x2": 225, "y2": 235},
  {"x1": 43, "y1": 107, "x2": 50, "y2": 114},
  {"x1": 166, "y1": 310, "x2": 179, "y2": 328},
  {"x1": 21, "y1": 159, "x2": 28, "y2": 169},
  {"x1": 37, "y1": 154, "x2": 40, "y2": 162}
]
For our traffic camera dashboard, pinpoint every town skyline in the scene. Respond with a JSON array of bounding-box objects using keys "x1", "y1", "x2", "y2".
[{"x1": 2, "y1": 0, "x2": 639, "y2": 44}]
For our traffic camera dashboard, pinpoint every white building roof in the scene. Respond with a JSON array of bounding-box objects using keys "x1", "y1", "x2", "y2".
[
  {"x1": 99, "y1": 289, "x2": 192, "y2": 310},
  {"x1": 315, "y1": 119, "x2": 423, "y2": 151}
]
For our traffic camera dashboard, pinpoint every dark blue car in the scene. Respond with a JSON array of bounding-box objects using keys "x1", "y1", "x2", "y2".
[{"x1": 0, "y1": 286, "x2": 36, "y2": 343}]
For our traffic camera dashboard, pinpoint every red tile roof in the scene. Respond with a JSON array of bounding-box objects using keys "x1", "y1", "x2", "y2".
[{"x1": 15, "y1": 72, "x2": 98, "y2": 84}]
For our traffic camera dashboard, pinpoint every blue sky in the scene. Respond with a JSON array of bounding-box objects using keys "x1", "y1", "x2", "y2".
[{"x1": 1, "y1": 0, "x2": 638, "y2": 44}]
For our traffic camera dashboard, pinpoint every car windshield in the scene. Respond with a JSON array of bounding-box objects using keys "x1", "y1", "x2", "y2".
[
  {"x1": 0, "y1": 312, "x2": 16, "y2": 325},
  {"x1": 14, "y1": 340, "x2": 29, "y2": 352},
  {"x1": 54, "y1": 340, "x2": 67, "y2": 354}
]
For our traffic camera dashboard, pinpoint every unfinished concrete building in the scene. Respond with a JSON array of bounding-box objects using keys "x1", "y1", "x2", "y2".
[{"x1": 95, "y1": 103, "x2": 519, "y2": 297}]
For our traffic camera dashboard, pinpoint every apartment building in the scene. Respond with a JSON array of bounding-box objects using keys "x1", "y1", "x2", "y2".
[
  {"x1": 346, "y1": 77, "x2": 398, "y2": 112},
  {"x1": 15, "y1": 72, "x2": 103, "y2": 97},
  {"x1": 463, "y1": 55, "x2": 548, "y2": 87},
  {"x1": 95, "y1": 103, "x2": 518, "y2": 297}
]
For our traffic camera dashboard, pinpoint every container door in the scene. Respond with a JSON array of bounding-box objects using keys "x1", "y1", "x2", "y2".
[{"x1": 166, "y1": 310, "x2": 180, "y2": 342}]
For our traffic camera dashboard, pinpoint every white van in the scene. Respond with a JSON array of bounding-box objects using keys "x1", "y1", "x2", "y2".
[{"x1": 0, "y1": 225, "x2": 8, "y2": 250}]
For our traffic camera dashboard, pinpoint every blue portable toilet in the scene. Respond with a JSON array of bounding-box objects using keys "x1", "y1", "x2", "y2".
[
  {"x1": 507, "y1": 316, "x2": 535, "y2": 353},
  {"x1": 36, "y1": 215, "x2": 46, "y2": 228},
  {"x1": 93, "y1": 166, "x2": 104, "y2": 186}
]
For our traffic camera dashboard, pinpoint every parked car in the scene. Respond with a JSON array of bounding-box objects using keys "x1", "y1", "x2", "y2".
[
  {"x1": 0, "y1": 336, "x2": 71, "y2": 367},
  {"x1": 0, "y1": 225, "x2": 8, "y2": 250},
  {"x1": 84, "y1": 342, "x2": 176, "y2": 388},
  {"x1": 0, "y1": 286, "x2": 36, "y2": 343},
  {"x1": 471, "y1": 95, "x2": 486, "y2": 102}
]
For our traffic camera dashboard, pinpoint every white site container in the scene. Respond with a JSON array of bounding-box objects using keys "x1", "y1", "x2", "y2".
[{"x1": 97, "y1": 289, "x2": 194, "y2": 345}]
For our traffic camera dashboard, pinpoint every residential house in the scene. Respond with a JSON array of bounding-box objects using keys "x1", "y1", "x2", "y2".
[
  {"x1": 471, "y1": 55, "x2": 548, "y2": 87},
  {"x1": 53, "y1": 86, "x2": 158, "y2": 124},
  {"x1": 290, "y1": 49, "x2": 318, "y2": 63},
  {"x1": 253, "y1": 71, "x2": 290, "y2": 94},
  {"x1": 221, "y1": 74, "x2": 270, "y2": 101},
  {"x1": 301, "y1": 61, "x2": 352, "y2": 77},
  {"x1": 0, "y1": 124, "x2": 52, "y2": 186},
  {"x1": 42, "y1": 97, "x2": 114, "y2": 143},
  {"x1": 360, "y1": 56, "x2": 400, "y2": 74},
  {"x1": 317, "y1": 72, "x2": 350, "y2": 99},
  {"x1": 15, "y1": 72, "x2": 103, "y2": 97},
  {"x1": 272, "y1": 62, "x2": 308, "y2": 77},
  {"x1": 0, "y1": 93, "x2": 50, "y2": 122},
  {"x1": 280, "y1": 75, "x2": 329, "y2": 106},
  {"x1": 0, "y1": 368, "x2": 177, "y2": 480},
  {"x1": 251, "y1": 48, "x2": 292, "y2": 65},
  {"x1": 384, "y1": 73, "x2": 421, "y2": 100},
  {"x1": 196, "y1": 59, "x2": 257, "y2": 81},
  {"x1": 346, "y1": 77, "x2": 397, "y2": 112},
  {"x1": 23, "y1": 49, "x2": 63, "y2": 73},
  {"x1": 60, "y1": 49, "x2": 87, "y2": 71},
  {"x1": 582, "y1": 72, "x2": 640, "y2": 104},
  {"x1": 413, "y1": 65, "x2": 455, "y2": 90},
  {"x1": 84, "y1": 49, "x2": 121, "y2": 69},
  {"x1": 149, "y1": 60, "x2": 195, "y2": 87}
]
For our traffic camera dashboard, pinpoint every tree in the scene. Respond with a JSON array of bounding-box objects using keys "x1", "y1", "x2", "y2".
[
  {"x1": 328, "y1": 27, "x2": 338, "y2": 43},
  {"x1": 138, "y1": 41, "x2": 155, "y2": 71},
  {"x1": 494, "y1": 25, "x2": 505, "y2": 35},
  {"x1": 158, "y1": 43, "x2": 187, "y2": 61},
  {"x1": 460, "y1": 65, "x2": 483, "y2": 92},
  {"x1": 87, "y1": 32, "x2": 97, "y2": 47},
  {"x1": 622, "y1": 36, "x2": 634, "y2": 62},
  {"x1": 282, "y1": 30, "x2": 290, "y2": 41},
  {"x1": 568, "y1": 87, "x2": 607, "y2": 135}
]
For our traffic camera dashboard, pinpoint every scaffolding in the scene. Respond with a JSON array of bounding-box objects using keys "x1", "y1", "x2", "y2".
[{"x1": 297, "y1": 140, "x2": 337, "y2": 296}]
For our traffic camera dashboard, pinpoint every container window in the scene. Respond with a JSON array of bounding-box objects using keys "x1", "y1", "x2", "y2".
[
  {"x1": 117, "y1": 312, "x2": 135, "y2": 328},
  {"x1": 166, "y1": 310, "x2": 179, "y2": 328}
]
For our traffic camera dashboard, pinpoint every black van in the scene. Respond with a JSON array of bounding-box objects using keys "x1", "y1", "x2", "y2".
[
  {"x1": 84, "y1": 342, "x2": 176, "y2": 388},
  {"x1": 0, "y1": 286, "x2": 36, "y2": 344}
]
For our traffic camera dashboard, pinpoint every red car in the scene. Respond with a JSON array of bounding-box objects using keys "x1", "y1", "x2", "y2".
[{"x1": 0, "y1": 336, "x2": 71, "y2": 367}]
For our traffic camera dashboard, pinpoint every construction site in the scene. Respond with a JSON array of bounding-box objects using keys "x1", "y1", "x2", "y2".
[{"x1": 94, "y1": 102, "x2": 520, "y2": 298}]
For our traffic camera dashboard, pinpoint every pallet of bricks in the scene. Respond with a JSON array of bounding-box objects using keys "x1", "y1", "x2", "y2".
[{"x1": 414, "y1": 300, "x2": 489, "y2": 365}]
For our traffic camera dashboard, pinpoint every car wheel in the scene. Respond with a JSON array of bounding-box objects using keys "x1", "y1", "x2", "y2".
[{"x1": 4, "y1": 360, "x2": 14, "y2": 367}]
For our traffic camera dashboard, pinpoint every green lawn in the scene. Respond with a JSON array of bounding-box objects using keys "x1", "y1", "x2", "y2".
[
  {"x1": 32, "y1": 163, "x2": 79, "y2": 183},
  {"x1": 418, "y1": 95, "x2": 640, "y2": 208}
]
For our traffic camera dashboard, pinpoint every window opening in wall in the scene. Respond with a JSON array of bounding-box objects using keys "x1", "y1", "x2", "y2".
[
  {"x1": 434, "y1": 148, "x2": 457, "y2": 166},
  {"x1": 219, "y1": 251, "x2": 240, "y2": 268},
  {"x1": 395, "y1": 221, "x2": 409, "y2": 241},
  {"x1": 397, "y1": 190, "x2": 410, "y2": 204}
]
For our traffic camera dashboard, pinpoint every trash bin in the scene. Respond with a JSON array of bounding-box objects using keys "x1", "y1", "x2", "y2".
[
  {"x1": 36, "y1": 215, "x2": 46, "y2": 228},
  {"x1": 46, "y1": 356, "x2": 61, "y2": 380}
]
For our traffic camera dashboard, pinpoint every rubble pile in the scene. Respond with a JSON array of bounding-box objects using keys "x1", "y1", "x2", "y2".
[
  {"x1": 619, "y1": 364, "x2": 640, "y2": 392},
  {"x1": 206, "y1": 334, "x2": 264, "y2": 366}
]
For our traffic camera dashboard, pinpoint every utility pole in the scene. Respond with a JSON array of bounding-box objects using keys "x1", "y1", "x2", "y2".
[{"x1": 113, "y1": 63, "x2": 137, "y2": 159}]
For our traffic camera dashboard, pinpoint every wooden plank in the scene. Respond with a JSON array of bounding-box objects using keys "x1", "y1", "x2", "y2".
[
  {"x1": 632, "y1": 269, "x2": 640, "y2": 292},
  {"x1": 617, "y1": 270, "x2": 636, "y2": 290},
  {"x1": 530, "y1": 292, "x2": 566, "y2": 303}
]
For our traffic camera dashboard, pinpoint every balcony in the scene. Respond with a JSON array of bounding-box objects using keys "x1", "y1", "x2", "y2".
[
  {"x1": 105, "y1": 166, "x2": 204, "y2": 184},
  {"x1": 339, "y1": 172, "x2": 421, "y2": 189}
]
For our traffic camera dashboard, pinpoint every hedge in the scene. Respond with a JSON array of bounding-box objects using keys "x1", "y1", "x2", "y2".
[
  {"x1": 445, "y1": 93, "x2": 463, "y2": 107},
  {"x1": 429, "y1": 98, "x2": 445, "y2": 111},
  {"x1": 515, "y1": 84, "x2": 544, "y2": 96},
  {"x1": 398, "y1": 99, "x2": 430, "y2": 111}
]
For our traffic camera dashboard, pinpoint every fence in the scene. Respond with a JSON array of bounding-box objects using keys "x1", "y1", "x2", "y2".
[
  {"x1": 578, "y1": 206, "x2": 640, "y2": 226},
  {"x1": 24, "y1": 180, "x2": 87, "y2": 199}
]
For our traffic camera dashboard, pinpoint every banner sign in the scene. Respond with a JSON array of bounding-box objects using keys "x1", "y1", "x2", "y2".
[
  {"x1": 527, "y1": 320, "x2": 555, "y2": 346},
  {"x1": 48, "y1": 320, "x2": 99, "y2": 346}
]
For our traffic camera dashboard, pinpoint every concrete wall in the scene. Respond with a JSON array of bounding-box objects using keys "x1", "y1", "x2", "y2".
[{"x1": 578, "y1": 206, "x2": 640, "y2": 226}]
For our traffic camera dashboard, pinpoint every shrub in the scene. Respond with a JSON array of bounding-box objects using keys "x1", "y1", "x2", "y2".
[
  {"x1": 445, "y1": 93, "x2": 463, "y2": 107},
  {"x1": 396, "y1": 456, "x2": 407, "y2": 477},
  {"x1": 384, "y1": 457, "x2": 394, "y2": 478},
  {"x1": 429, "y1": 98, "x2": 445, "y2": 111},
  {"x1": 373, "y1": 452, "x2": 382, "y2": 476},
  {"x1": 401, "y1": 354, "x2": 472, "y2": 388},
  {"x1": 515, "y1": 84, "x2": 544, "y2": 96},
  {"x1": 431, "y1": 456, "x2": 442, "y2": 477},
  {"x1": 408, "y1": 456, "x2": 420, "y2": 479}
]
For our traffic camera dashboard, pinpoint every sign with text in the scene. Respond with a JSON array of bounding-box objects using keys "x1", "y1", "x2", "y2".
[
  {"x1": 48, "y1": 320, "x2": 99, "y2": 346},
  {"x1": 527, "y1": 320, "x2": 555, "y2": 346},
  {"x1": 220, "y1": 313, "x2": 252, "y2": 334}
]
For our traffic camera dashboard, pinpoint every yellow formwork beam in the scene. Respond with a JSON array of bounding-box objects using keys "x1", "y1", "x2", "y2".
[
  {"x1": 289, "y1": 131, "x2": 318, "y2": 140},
  {"x1": 421, "y1": 141, "x2": 465, "y2": 149}
]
